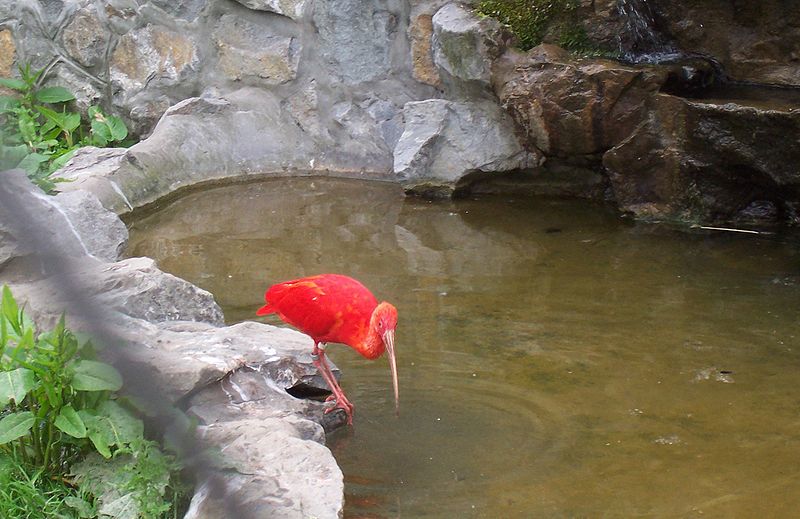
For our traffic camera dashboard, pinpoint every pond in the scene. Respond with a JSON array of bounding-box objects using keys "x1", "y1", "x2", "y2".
[{"x1": 127, "y1": 177, "x2": 800, "y2": 517}]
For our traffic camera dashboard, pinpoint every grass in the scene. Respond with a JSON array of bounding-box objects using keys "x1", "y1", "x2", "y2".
[{"x1": 0, "y1": 453, "x2": 94, "y2": 519}]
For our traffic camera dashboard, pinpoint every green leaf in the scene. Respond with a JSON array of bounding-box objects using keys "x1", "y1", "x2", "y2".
[
  {"x1": 63, "y1": 111, "x2": 81, "y2": 133},
  {"x1": 106, "y1": 115, "x2": 128, "y2": 142},
  {"x1": 34, "y1": 86, "x2": 75, "y2": 103},
  {"x1": 0, "y1": 144, "x2": 28, "y2": 170},
  {"x1": 0, "y1": 95, "x2": 21, "y2": 112},
  {"x1": 70, "y1": 360, "x2": 123, "y2": 391},
  {"x1": 64, "y1": 496, "x2": 95, "y2": 518},
  {"x1": 89, "y1": 430, "x2": 112, "y2": 458},
  {"x1": 16, "y1": 153, "x2": 49, "y2": 175},
  {"x1": 96, "y1": 400, "x2": 143, "y2": 446},
  {"x1": 0, "y1": 367, "x2": 35, "y2": 406},
  {"x1": 1, "y1": 286, "x2": 20, "y2": 334},
  {"x1": 0, "y1": 77, "x2": 26, "y2": 91},
  {"x1": 0, "y1": 411, "x2": 35, "y2": 444},
  {"x1": 54, "y1": 404, "x2": 87, "y2": 438}
]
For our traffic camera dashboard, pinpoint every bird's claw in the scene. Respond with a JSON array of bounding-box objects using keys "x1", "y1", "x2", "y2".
[{"x1": 323, "y1": 395, "x2": 354, "y2": 424}]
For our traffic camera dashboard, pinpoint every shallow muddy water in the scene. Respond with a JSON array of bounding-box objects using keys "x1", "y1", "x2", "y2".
[{"x1": 127, "y1": 178, "x2": 800, "y2": 518}]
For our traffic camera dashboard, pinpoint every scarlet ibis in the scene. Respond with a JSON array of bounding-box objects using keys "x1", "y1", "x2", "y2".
[{"x1": 256, "y1": 274, "x2": 398, "y2": 425}]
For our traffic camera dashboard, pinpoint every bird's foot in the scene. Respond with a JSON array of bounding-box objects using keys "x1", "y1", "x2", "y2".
[{"x1": 324, "y1": 394, "x2": 354, "y2": 425}]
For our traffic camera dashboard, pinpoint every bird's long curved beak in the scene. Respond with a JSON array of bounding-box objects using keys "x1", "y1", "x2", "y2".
[{"x1": 383, "y1": 329, "x2": 399, "y2": 416}]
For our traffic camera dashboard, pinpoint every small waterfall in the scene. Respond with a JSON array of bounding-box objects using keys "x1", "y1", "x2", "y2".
[{"x1": 617, "y1": 0, "x2": 681, "y2": 63}]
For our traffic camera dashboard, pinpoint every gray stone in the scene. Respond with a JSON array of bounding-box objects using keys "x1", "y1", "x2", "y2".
[
  {"x1": 62, "y1": 6, "x2": 109, "y2": 68},
  {"x1": 212, "y1": 14, "x2": 300, "y2": 86},
  {"x1": 431, "y1": 3, "x2": 510, "y2": 91},
  {"x1": 314, "y1": 0, "x2": 396, "y2": 85},
  {"x1": 394, "y1": 98, "x2": 538, "y2": 194},
  {"x1": 0, "y1": 169, "x2": 97, "y2": 279},
  {"x1": 110, "y1": 24, "x2": 199, "y2": 101},
  {"x1": 53, "y1": 189, "x2": 128, "y2": 262},
  {"x1": 231, "y1": 0, "x2": 309, "y2": 20},
  {"x1": 57, "y1": 90, "x2": 396, "y2": 214},
  {"x1": 149, "y1": 0, "x2": 208, "y2": 22},
  {"x1": 185, "y1": 417, "x2": 343, "y2": 519}
]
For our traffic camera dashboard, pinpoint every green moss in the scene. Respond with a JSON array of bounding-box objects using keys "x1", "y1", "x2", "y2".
[{"x1": 477, "y1": 0, "x2": 610, "y2": 55}]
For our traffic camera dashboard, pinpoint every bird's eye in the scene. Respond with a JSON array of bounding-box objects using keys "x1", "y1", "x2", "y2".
[{"x1": 377, "y1": 321, "x2": 384, "y2": 330}]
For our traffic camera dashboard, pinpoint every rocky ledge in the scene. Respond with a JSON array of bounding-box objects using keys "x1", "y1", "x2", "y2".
[{"x1": 0, "y1": 169, "x2": 346, "y2": 518}]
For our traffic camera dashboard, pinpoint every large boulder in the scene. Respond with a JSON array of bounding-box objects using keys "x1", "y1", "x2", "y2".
[
  {"x1": 651, "y1": 0, "x2": 800, "y2": 87},
  {"x1": 492, "y1": 45, "x2": 667, "y2": 157},
  {"x1": 431, "y1": 2, "x2": 512, "y2": 93},
  {"x1": 393, "y1": 98, "x2": 538, "y2": 196},
  {"x1": 603, "y1": 92, "x2": 800, "y2": 223}
]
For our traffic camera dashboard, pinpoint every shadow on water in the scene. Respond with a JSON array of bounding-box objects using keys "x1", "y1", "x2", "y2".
[{"x1": 128, "y1": 177, "x2": 800, "y2": 517}]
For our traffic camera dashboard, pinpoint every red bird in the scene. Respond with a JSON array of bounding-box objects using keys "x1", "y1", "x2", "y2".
[{"x1": 256, "y1": 274, "x2": 398, "y2": 425}]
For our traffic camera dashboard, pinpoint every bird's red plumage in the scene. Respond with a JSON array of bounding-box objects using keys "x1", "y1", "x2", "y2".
[{"x1": 257, "y1": 274, "x2": 380, "y2": 356}]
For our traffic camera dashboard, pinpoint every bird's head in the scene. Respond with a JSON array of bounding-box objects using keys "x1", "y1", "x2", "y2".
[{"x1": 372, "y1": 302, "x2": 399, "y2": 415}]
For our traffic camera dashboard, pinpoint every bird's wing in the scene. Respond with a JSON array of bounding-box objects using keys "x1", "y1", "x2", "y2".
[{"x1": 265, "y1": 279, "x2": 338, "y2": 342}]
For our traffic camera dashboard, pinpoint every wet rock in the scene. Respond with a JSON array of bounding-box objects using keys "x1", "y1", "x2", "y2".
[
  {"x1": 212, "y1": 14, "x2": 301, "y2": 86},
  {"x1": 431, "y1": 2, "x2": 511, "y2": 92},
  {"x1": 603, "y1": 93, "x2": 800, "y2": 223},
  {"x1": 492, "y1": 46, "x2": 666, "y2": 157},
  {"x1": 231, "y1": 0, "x2": 309, "y2": 20},
  {"x1": 394, "y1": 98, "x2": 538, "y2": 195},
  {"x1": 650, "y1": 0, "x2": 800, "y2": 86}
]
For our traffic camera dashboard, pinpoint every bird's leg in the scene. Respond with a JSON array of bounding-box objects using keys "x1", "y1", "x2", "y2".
[{"x1": 312, "y1": 343, "x2": 354, "y2": 424}]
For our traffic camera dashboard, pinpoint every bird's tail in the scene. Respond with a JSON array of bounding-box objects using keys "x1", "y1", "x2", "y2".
[{"x1": 256, "y1": 303, "x2": 275, "y2": 316}]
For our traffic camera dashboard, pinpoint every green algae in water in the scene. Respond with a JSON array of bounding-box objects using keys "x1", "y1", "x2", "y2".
[{"x1": 128, "y1": 178, "x2": 800, "y2": 517}]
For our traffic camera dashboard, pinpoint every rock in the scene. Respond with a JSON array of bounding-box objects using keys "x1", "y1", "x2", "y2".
[
  {"x1": 110, "y1": 25, "x2": 199, "y2": 102},
  {"x1": 212, "y1": 14, "x2": 301, "y2": 86},
  {"x1": 231, "y1": 0, "x2": 309, "y2": 20},
  {"x1": 0, "y1": 169, "x2": 98, "y2": 279},
  {"x1": 0, "y1": 27, "x2": 14, "y2": 79},
  {"x1": 394, "y1": 98, "x2": 538, "y2": 195},
  {"x1": 603, "y1": 92, "x2": 800, "y2": 223},
  {"x1": 313, "y1": 0, "x2": 396, "y2": 85},
  {"x1": 431, "y1": 2, "x2": 511, "y2": 91},
  {"x1": 0, "y1": 169, "x2": 346, "y2": 517},
  {"x1": 185, "y1": 418, "x2": 343, "y2": 519},
  {"x1": 409, "y1": 13, "x2": 441, "y2": 87},
  {"x1": 53, "y1": 190, "x2": 128, "y2": 262},
  {"x1": 57, "y1": 90, "x2": 395, "y2": 214},
  {"x1": 102, "y1": 0, "x2": 139, "y2": 34},
  {"x1": 149, "y1": 0, "x2": 208, "y2": 22},
  {"x1": 651, "y1": 0, "x2": 800, "y2": 86},
  {"x1": 492, "y1": 47, "x2": 666, "y2": 157},
  {"x1": 46, "y1": 64, "x2": 103, "y2": 113},
  {"x1": 62, "y1": 6, "x2": 109, "y2": 68}
]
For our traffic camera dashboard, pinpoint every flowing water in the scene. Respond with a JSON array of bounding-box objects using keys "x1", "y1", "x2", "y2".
[{"x1": 127, "y1": 178, "x2": 800, "y2": 517}]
